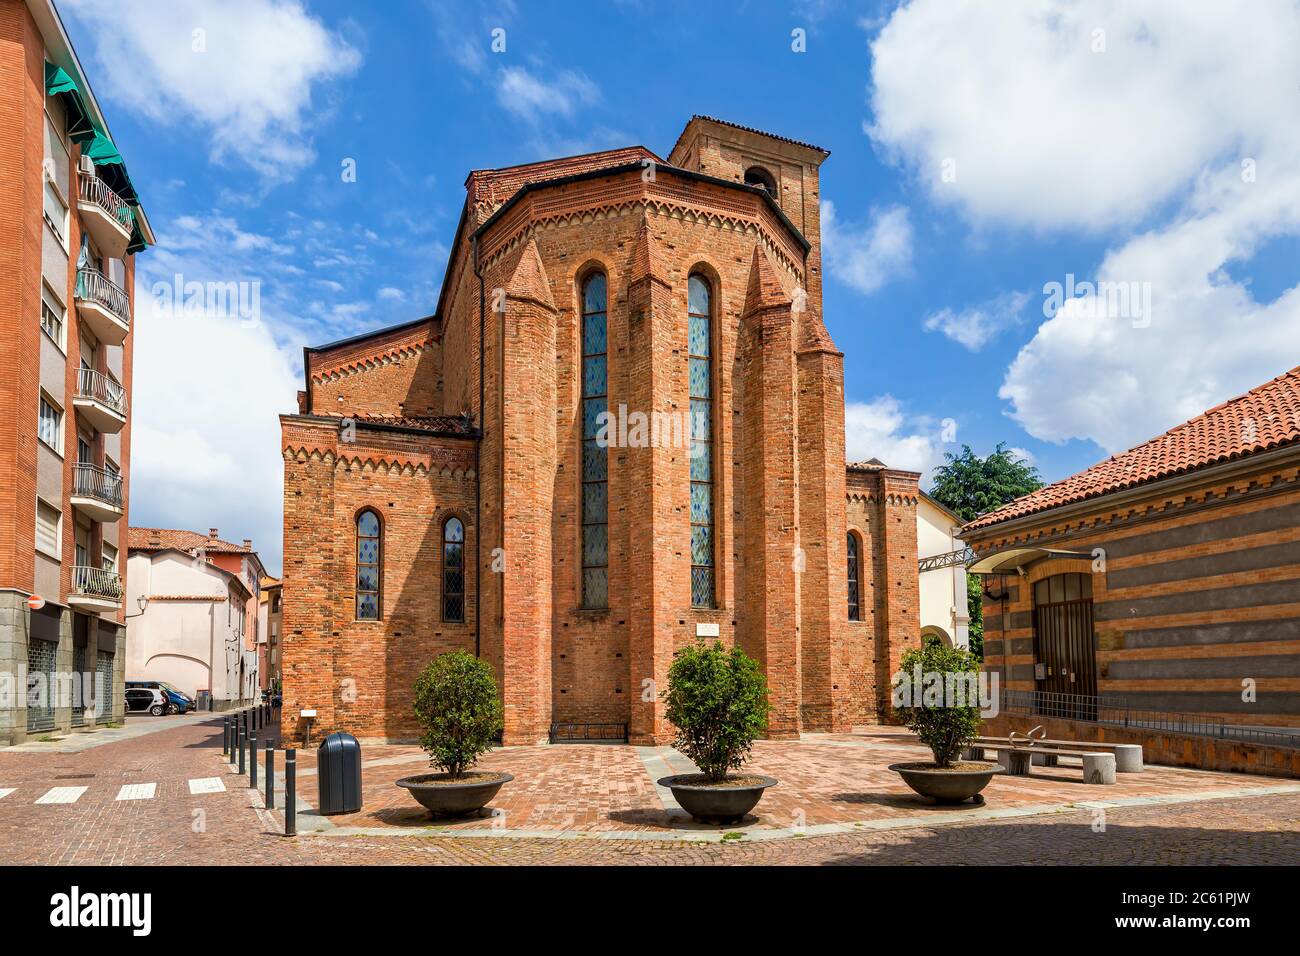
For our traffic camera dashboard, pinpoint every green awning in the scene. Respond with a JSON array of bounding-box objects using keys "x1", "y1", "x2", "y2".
[
  {"x1": 44, "y1": 62, "x2": 96, "y2": 145},
  {"x1": 44, "y1": 61, "x2": 147, "y2": 247}
]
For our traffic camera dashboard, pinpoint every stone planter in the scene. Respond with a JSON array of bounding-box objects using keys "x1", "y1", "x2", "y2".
[
  {"x1": 658, "y1": 774, "x2": 778, "y2": 824},
  {"x1": 889, "y1": 761, "x2": 1002, "y2": 804},
  {"x1": 396, "y1": 772, "x2": 513, "y2": 818}
]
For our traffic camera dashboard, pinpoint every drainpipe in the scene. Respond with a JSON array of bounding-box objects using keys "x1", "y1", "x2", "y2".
[{"x1": 473, "y1": 234, "x2": 484, "y2": 660}]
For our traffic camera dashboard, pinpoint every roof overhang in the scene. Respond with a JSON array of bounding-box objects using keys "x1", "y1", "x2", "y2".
[{"x1": 966, "y1": 547, "x2": 1091, "y2": 575}]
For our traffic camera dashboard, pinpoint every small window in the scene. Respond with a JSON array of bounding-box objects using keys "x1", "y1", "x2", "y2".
[
  {"x1": 743, "y1": 166, "x2": 777, "y2": 194},
  {"x1": 442, "y1": 517, "x2": 465, "y2": 623},
  {"x1": 102, "y1": 542, "x2": 118, "y2": 573},
  {"x1": 847, "y1": 532, "x2": 861, "y2": 621},
  {"x1": 40, "y1": 285, "x2": 64, "y2": 348},
  {"x1": 43, "y1": 179, "x2": 67, "y2": 244},
  {"x1": 36, "y1": 500, "x2": 61, "y2": 558},
  {"x1": 356, "y1": 509, "x2": 382, "y2": 620},
  {"x1": 38, "y1": 393, "x2": 62, "y2": 450}
]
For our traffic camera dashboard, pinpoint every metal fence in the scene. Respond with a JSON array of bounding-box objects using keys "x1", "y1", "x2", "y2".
[{"x1": 1000, "y1": 689, "x2": 1300, "y2": 749}]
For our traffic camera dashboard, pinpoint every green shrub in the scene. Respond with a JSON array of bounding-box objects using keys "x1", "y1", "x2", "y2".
[
  {"x1": 664, "y1": 640, "x2": 770, "y2": 783},
  {"x1": 412, "y1": 651, "x2": 503, "y2": 779},
  {"x1": 896, "y1": 642, "x2": 983, "y2": 767}
]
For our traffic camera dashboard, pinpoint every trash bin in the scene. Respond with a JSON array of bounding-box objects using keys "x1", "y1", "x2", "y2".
[{"x1": 317, "y1": 731, "x2": 362, "y2": 815}]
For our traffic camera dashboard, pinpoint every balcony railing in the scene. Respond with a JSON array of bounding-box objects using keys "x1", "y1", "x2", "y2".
[
  {"x1": 72, "y1": 463, "x2": 124, "y2": 510},
  {"x1": 75, "y1": 268, "x2": 131, "y2": 325},
  {"x1": 76, "y1": 368, "x2": 128, "y2": 417},
  {"x1": 78, "y1": 172, "x2": 133, "y2": 232},
  {"x1": 71, "y1": 565, "x2": 123, "y2": 601}
]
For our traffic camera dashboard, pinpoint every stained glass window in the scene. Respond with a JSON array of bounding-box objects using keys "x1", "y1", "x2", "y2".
[
  {"x1": 442, "y1": 516, "x2": 465, "y2": 622},
  {"x1": 847, "y1": 532, "x2": 861, "y2": 621},
  {"x1": 581, "y1": 272, "x2": 608, "y2": 608},
  {"x1": 688, "y1": 274, "x2": 715, "y2": 607},
  {"x1": 356, "y1": 509, "x2": 381, "y2": 620}
]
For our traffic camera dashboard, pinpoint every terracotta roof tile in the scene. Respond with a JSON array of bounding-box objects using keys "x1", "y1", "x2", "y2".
[
  {"x1": 129, "y1": 528, "x2": 252, "y2": 554},
  {"x1": 348, "y1": 414, "x2": 477, "y2": 435},
  {"x1": 964, "y1": 366, "x2": 1300, "y2": 533}
]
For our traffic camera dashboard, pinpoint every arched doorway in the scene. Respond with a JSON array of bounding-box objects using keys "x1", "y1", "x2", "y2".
[{"x1": 920, "y1": 626, "x2": 952, "y2": 649}]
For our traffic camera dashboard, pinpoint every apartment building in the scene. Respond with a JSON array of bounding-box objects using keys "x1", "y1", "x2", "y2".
[
  {"x1": 125, "y1": 529, "x2": 266, "y2": 710},
  {"x1": 257, "y1": 576, "x2": 281, "y2": 694},
  {"x1": 0, "y1": 0, "x2": 153, "y2": 743}
]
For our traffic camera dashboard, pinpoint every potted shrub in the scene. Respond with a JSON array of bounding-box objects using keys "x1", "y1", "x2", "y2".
[
  {"x1": 395, "y1": 651, "x2": 512, "y2": 817},
  {"x1": 888, "y1": 642, "x2": 1001, "y2": 804},
  {"x1": 657, "y1": 640, "x2": 777, "y2": 824}
]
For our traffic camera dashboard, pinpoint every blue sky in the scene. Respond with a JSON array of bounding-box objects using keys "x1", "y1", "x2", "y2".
[{"x1": 59, "y1": 1, "x2": 1300, "y2": 573}]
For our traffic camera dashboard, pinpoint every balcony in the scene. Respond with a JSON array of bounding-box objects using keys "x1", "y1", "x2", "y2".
[
  {"x1": 73, "y1": 368, "x2": 128, "y2": 434},
  {"x1": 68, "y1": 565, "x2": 123, "y2": 614},
  {"x1": 70, "y1": 463, "x2": 124, "y2": 523},
  {"x1": 75, "y1": 268, "x2": 130, "y2": 346},
  {"x1": 76, "y1": 172, "x2": 133, "y2": 260}
]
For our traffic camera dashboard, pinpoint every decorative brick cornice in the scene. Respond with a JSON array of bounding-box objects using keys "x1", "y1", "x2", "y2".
[
  {"x1": 282, "y1": 445, "x2": 477, "y2": 480},
  {"x1": 311, "y1": 340, "x2": 435, "y2": 385},
  {"x1": 478, "y1": 196, "x2": 805, "y2": 284}
]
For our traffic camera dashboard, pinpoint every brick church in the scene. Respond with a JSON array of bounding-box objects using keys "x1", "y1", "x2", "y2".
[{"x1": 280, "y1": 116, "x2": 921, "y2": 746}]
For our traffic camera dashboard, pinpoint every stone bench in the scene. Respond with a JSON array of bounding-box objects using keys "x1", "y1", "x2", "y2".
[
  {"x1": 984, "y1": 745, "x2": 1117, "y2": 784},
  {"x1": 966, "y1": 737, "x2": 1143, "y2": 773}
]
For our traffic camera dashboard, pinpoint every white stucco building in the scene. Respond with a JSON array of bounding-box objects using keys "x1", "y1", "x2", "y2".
[
  {"x1": 125, "y1": 528, "x2": 265, "y2": 709},
  {"x1": 917, "y1": 492, "x2": 970, "y2": 649}
]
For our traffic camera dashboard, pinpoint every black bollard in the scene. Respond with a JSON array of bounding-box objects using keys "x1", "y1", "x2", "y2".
[
  {"x1": 238, "y1": 724, "x2": 246, "y2": 774},
  {"x1": 250, "y1": 734, "x2": 258, "y2": 788},
  {"x1": 265, "y1": 741, "x2": 275, "y2": 810},
  {"x1": 285, "y1": 749, "x2": 296, "y2": 836},
  {"x1": 222, "y1": 717, "x2": 230, "y2": 756}
]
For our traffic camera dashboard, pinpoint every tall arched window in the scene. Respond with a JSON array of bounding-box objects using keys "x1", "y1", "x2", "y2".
[
  {"x1": 847, "y1": 532, "x2": 861, "y2": 621},
  {"x1": 356, "y1": 509, "x2": 381, "y2": 620},
  {"x1": 580, "y1": 272, "x2": 609, "y2": 608},
  {"x1": 442, "y1": 516, "x2": 465, "y2": 622},
  {"x1": 688, "y1": 273, "x2": 715, "y2": 608}
]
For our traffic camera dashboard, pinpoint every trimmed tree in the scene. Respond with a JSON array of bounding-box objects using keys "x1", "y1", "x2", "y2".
[
  {"x1": 928, "y1": 443, "x2": 1043, "y2": 659},
  {"x1": 664, "y1": 641, "x2": 771, "y2": 783},
  {"x1": 412, "y1": 651, "x2": 503, "y2": 779},
  {"x1": 896, "y1": 642, "x2": 983, "y2": 768}
]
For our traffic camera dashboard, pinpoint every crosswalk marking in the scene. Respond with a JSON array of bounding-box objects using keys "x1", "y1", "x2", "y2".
[
  {"x1": 0, "y1": 788, "x2": 14, "y2": 801},
  {"x1": 188, "y1": 777, "x2": 225, "y2": 794},
  {"x1": 115, "y1": 783, "x2": 156, "y2": 801},
  {"x1": 35, "y1": 786, "x2": 87, "y2": 805}
]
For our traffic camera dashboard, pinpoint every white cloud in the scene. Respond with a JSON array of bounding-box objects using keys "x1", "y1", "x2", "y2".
[
  {"x1": 496, "y1": 66, "x2": 599, "y2": 122},
  {"x1": 377, "y1": 286, "x2": 405, "y2": 301},
  {"x1": 870, "y1": 0, "x2": 1300, "y2": 452},
  {"x1": 923, "y1": 291, "x2": 1030, "y2": 350},
  {"x1": 62, "y1": 0, "x2": 361, "y2": 181},
  {"x1": 132, "y1": 284, "x2": 299, "y2": 576},
  {"x1": 845, "y1": 396, "x2": 943, "y2": 480},
  {"x1": 821, "y1": 201, "x2": 913, "y2": 295}
]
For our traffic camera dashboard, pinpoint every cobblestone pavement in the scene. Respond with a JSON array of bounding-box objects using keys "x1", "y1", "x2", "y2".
[{"x1": 1, "y1": 715, "x2": 1296, "y2": 865}]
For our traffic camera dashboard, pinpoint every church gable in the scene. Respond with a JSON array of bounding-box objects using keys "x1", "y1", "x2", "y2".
[{"x1": 305, "y1": 318, "x2": 445, "y2": 419}]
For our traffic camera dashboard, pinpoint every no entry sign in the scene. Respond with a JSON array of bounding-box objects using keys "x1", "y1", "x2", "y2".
[{"x1": 28, "y1": 594, "x2": 44, "y2": 611}]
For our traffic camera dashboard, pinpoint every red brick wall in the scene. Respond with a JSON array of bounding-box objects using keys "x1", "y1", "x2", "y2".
[
  {"x1": 0, "y1": 1, "x2": 42, "y2": 592},
  {"x1": 279, "y1": 416, "x2": 477, "y2": 742}
]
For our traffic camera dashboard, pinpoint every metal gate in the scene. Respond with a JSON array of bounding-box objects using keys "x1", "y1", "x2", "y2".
[
  {"x1": 1032, "y1": 572, "x2": 1098, "y2": 719},
  {"x1": 26, "y1": 640, "x2": 56, "y2": 733},
  {"x1": 95, "y1": 651, "x2": 114, "y2": 721}
]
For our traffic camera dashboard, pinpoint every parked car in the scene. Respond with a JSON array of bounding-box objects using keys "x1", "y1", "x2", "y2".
[
  {"x1": 126, "y1": 680, "x2": 195, "y2": 715},
  {"x1": 124, "y1": 685, "x2": 168, "y2": 717}
]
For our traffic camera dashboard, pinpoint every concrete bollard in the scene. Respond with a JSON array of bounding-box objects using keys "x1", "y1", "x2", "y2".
[
  {"x1": 1113, "y1": 744, "x2": 1143, "y2": 773},
  {"x1": 1083, "y1": 752, "x2": 1117, "y2": 784}
]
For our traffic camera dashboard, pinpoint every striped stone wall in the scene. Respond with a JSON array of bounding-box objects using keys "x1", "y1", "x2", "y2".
[{"x1": 970, "y1": 451, "x2": 1300, "y2": 728}]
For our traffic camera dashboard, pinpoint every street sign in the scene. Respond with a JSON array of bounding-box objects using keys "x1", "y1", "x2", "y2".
[{"x1": 28, "y1": 594, "x2": 44, "y2": 611}]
